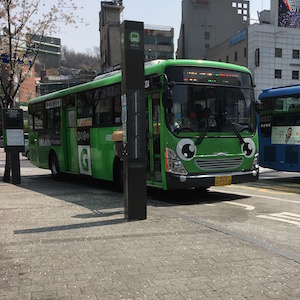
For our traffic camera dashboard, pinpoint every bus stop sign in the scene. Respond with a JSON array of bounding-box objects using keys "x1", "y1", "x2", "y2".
[
  {"x1": 2, "y1": 108, "x2": 24, "y2": 184},
  {"x1": 121, "y1": 20, "x2": 147, "y2": 220},
  {"x1": 2, "y1": 109, "x2": 25, "y2": 153}
]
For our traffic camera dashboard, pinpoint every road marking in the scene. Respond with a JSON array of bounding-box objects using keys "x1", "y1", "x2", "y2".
[
  {"x1": 210, "y1": 186, "x2": 300, "y2": 204},
  {"x1": 224, "y1": 201, "x2": 255, "y2": 210},
  {"x1": 257, "y1": 212, "x2": 300, "y2": 227}
]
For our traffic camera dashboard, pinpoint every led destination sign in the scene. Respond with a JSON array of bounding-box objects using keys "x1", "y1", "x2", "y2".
[
  {"x1": 183, "y1": 70, "x2": 239, "y2": 84},
  {"x1": 165, "y1": 67, "x2": 252, "y2": 87}
]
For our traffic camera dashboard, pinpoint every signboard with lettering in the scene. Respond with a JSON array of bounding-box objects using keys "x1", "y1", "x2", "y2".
[
  {"x1": 1, "y1": 108, "x2": 24, "y2": 184},
  {"x1": 78, "y1": 145, "x2": 92, "y2": 175},
  {"x1": 2, "y1": 109, "x2": 24, "y2": 152}
]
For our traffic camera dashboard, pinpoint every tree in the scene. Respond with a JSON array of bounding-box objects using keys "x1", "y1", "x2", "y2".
[
  {"x1": 61, "y1": 46, "x2": 100, "y2": 72},
  {"x1": 0, "y1": 0, "x2": 84, "y2": 182}
]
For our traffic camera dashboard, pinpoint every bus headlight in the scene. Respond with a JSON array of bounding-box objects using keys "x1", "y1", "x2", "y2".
[
  {"x1": 251, "y1": 152, "x2": 259, "y2": 170},
  {"x1": 165, "y1": 148, "x2": 188, "y2": 175}
]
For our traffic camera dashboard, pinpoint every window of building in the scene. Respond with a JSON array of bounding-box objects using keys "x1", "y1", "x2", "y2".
[
  {"x1": 226, "y1": 55, "x2": 229, "y2": 63},
  {"x1": 144, "y1": 36, "x2": 156, "y2": 44},
  {"x1": 255, "y1": 48, "x2": 260, "y2": 67},
  {"x1": 275, "y1": 48, "x2": 282, "y2": 58},
  {"x1": 157, "y1": 51, "x2": 173, "y2": 59},
  {"x1": 204, "y1": 31, "x2": 210, "y2": 40},
  {"x1": 292, "y1": 70, "x2": 299, "y2": 80},
  {"x1": 275, "y1": 69, "x2": 282, "y2": 79},
  {"x1": 293, "y1": 49, "x2": 300, "y2": 59},
  {"x1": 157, "y1": 36, "x2": 173, "y2": 46},
  {"x1": 244, "y1": 47, "x2": 247, "y2": 58},
  {"x1": 234, "y1": 51, "x2": 238, "y2": 62},
  {"x1": 205, "y1": 44, "x2": 210, "y2": 49}
]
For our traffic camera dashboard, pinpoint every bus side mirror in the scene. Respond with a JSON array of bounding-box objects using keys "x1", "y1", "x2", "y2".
[
  {"x1": 149, "y1": 75, "x2": 162, "y2": 89},
  {"x1": 162, "y1": 81, "x2": 175, "y2": 109},
  {"x1": 255, "y1": 100, "x2": 262, "y2": 114}
]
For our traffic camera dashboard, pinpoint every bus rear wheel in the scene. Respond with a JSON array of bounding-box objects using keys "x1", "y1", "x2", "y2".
[{"x1": 50, "y1": 153, "x2": 62, "y2": 180}]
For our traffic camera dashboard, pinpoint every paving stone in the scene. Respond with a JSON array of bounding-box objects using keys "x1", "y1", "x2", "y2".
[{"x1": 0, "y1": 158, "x2": 300, "y2": 300}]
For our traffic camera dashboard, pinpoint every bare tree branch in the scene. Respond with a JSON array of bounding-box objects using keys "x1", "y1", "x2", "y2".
[{"x1": 0, "y1": 0, "x2": 85, "y2": 182}]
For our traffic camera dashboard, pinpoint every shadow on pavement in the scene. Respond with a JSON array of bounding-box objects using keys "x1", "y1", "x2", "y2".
[
  {"x1": 148, "y1": 187, "x2": 248, "y2": 206},
  {"x1": 18, "y1": 171, "x2": 249, "y2": 210}
]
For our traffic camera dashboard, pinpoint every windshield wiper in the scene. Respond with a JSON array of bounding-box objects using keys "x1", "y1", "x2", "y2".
[
  {"x1": 195, "y1": 114, "x2": 245, "y2": 146},
  {"x1": 225, "y1": 116, "x2": 244, "y2": 144},
  {"x1": 195, "y1": 117, "x2": 214, "y2": 146}
]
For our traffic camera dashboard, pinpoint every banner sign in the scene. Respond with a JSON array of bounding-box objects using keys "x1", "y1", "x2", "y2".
[{"x1": 271, "y1": 126, "x2": 300, "y2": 144}]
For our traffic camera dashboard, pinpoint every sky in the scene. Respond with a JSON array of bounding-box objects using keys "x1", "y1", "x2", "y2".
[{"x1": 57, "y1": 0, "x2": 271, "y2": 54}]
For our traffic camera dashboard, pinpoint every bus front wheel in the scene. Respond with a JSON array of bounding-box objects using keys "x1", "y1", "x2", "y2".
[{"x1": 50, "y1": 153, "x2": 62, "y2": 180}]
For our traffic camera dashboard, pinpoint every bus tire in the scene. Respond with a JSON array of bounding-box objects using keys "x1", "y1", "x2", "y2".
[
  {"x1": 50, "y1": 152, "x2": 62, "y2": 180},
  {"x1": 113, "y1": 157, "x2": 123, "y2": 192}
]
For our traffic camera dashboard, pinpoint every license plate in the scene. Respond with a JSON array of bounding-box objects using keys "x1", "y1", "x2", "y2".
[{"x1": 215, "y1": 176, "x2": 232, "y2": 186}]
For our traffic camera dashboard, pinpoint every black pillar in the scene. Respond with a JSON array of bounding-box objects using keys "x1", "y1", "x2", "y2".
[{"x1": 121, "y1": 21, "x2": 147, "y2": 220}]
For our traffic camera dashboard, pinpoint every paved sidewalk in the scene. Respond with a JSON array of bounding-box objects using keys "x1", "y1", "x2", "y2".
[{"x1": 0, "y1": 151, "x2": 299, "y2": 299}]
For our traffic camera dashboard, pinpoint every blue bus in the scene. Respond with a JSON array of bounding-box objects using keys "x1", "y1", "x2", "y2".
[{"x1": 259, "y1": 84, "x2": 300, "y2": 171}]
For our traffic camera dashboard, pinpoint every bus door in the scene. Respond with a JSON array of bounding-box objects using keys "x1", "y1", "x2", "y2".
[
  {"x1": 147, "y1": 92, "x2": 162, "y2": 186},
  {"x1": 62, "y1": 95, "x2": 79, "y2": 173}
]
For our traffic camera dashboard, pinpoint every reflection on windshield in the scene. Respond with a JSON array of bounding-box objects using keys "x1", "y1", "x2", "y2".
[{"x1": 166, "y1": 85, "x2": 255, "y2": 134}]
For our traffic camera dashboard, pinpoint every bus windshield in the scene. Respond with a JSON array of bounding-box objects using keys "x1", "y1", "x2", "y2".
[{"x1": 166, "y1": 84, "x2": 256, "y2": 134}]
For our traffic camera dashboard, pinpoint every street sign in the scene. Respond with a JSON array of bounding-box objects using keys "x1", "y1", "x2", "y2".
[
  {"x1": 1, "y1": 108, "x2": 24, "y2": 184},
  {"x1": 121, "y1": 21, "x2": 147, "y2": 220}
]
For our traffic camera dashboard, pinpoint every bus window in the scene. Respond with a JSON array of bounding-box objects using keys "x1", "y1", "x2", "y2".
[
  {"x1": 113, "y1": 95, "x2": 122, "y2": 124},
  {"x1": 46, "y1": 110, "x2": 54, "y2": 130},
  {"x1": 94, "y1": 85, "x2": 121, "y2": 127},
  {"x1": 62, "y1": 95, "x2": 75, "y2": 109},
  {"x1": 67, "y1": 110, "x2": 76, "y2": 128},
  {"x1": 94, "y1": 98, "x2": 113, "y2": 126},
  {"x1": 77, "y1": 90, "x2": 94, "y2": 127},
  {"x1": 32, "y1": 103, "x2": 44, "y2": 130}
]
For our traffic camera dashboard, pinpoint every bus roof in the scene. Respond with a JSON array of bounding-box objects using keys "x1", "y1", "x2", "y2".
[
  {"x1": 29, "y1": 59, "x2": 252, "y2": 105},
  {"x1": 259, "y1": 84, "x2": 300, "y2": 99}
]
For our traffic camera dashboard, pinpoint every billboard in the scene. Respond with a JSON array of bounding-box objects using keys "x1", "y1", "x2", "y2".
[
  {"x1": 271, "y1": 126, "x2": 300, "y2": 145},
  {"x1": 278, "y1": 0, "x2": 300, "y2": 28}
]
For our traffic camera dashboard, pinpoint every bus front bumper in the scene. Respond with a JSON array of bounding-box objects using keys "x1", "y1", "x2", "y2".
[{"x1": 165, "y1": 169, "x2": 259, "y2": 190}]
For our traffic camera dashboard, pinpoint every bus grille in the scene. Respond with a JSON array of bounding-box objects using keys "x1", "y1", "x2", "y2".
[{"x1": 195, "y1": 157, "x2": 244, "y2": 171}]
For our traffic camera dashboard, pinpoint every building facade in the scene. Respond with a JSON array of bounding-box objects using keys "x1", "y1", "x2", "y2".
[
  {"x1": 177, "y1": 0, "x2": 249, "y2": 59},
  {"x1": 248, "y1": 0, "x2": 300, "y2": 98},
  {"x1": 206, "y1": 29, "x2": 248, "y2": 67},
  {"x1": 144, "y1": 25, "x2": 174, "y2": 61},
  {"x1": 99, "y1": 1, "x2": 174, "y2": 70},
  {"x1": 191, "y1": 0, "x2": 300, "y2": 98},
  {"x1": 99, "y1": 1, "x2": 124, "y2": 71}
]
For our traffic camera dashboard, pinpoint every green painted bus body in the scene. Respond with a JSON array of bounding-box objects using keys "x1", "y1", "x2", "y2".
[{"x1": 28, "y1": 59, "x2": 259, "y2": 190}]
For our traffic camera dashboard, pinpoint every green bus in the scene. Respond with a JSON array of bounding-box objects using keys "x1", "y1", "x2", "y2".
[{"x1": 28, "y1": 59, "x2": 259, "y2": 190}]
